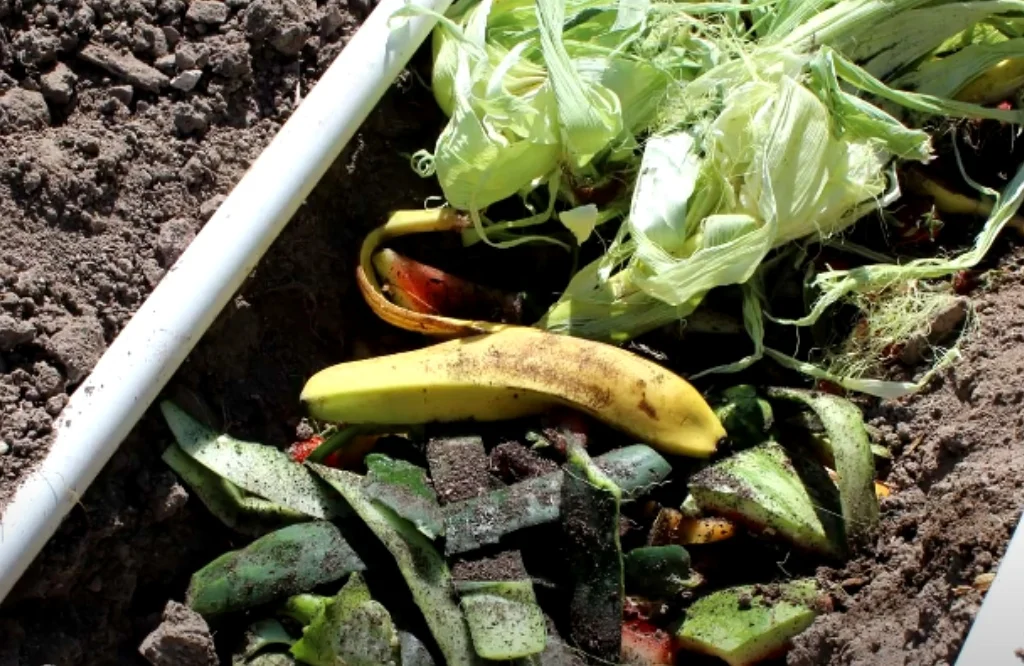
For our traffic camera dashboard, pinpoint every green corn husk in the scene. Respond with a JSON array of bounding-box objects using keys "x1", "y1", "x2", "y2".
[{"x1": 161, "y1": 401, "x2": 347, "y2": 520}]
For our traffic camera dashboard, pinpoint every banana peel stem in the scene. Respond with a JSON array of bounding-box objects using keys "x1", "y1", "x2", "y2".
[
  {"x1": 358, "y1": 208, "x2": 510, "y2": 337},
  {"x1": 905, "y1": 169, "x2": 1024, "y2": 235}
]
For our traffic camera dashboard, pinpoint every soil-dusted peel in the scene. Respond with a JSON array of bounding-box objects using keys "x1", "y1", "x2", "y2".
[
  {"x1": 444, "y1": 444, "x2": 671, "y2": 555},
  {"x1": 767, "y1": 388, "x2": 879, "y2": 545},
  {"x1": 302, "y1": 326, "x2": 725, "y2": 458},
  {"x1": 308, "y1": 465, "x2": 479, "y2": 665},
  {"x1": 233, "y1": 620, "x2": 294, "y2": 666},
  {"x1": 688, "y1": 442, "x2": 844, "y2": 556},
  {"x1": 161, "y1": 401, "x2": 348, "y2": 520},
  {"x1": 187, "y1": 522, "x2": 366, "y2": 617},
  {"x1": 358, "y1": 208, "x2": 509, "y2": 337},
  {"x1": 624, "y1": 545, "x2": 693, "y2": 598},
  {"x1": 675, "y1": 580, "x2": 819, "y2": 666},
  {"x1": 162, "y1": 444, "x2": 307, "y2": 537},
  {"x1": 363, "y1": 453, "x2": 444, "y2": 539},
  {"x1": 713, "y1": 385, "x2": 774, "y2": 447},
  {"x1": 289, "y1": 572, "x2": 400, "y2": 666},
  {"x1": 456, "y1": 580, "x2": 547, "y2": 659},
  {"x1": 561, "y1": 444, "x2": 625, "y2": 662}
]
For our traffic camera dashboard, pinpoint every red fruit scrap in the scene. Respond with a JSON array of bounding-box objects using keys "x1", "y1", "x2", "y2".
[
  {"x1": 375, "y1": 249, "x2": 520, "y2": 322},
  {"x1": 621, "y1": 620, "x2": 675, "y2": 665},
  {"x1": 814, "y1": 380, "x2": 845, "y2": 396},
  {"x1": 287, "y1": 435, "x2": 343, "y2": 467},
  {"x1": 953, "y1": 270, "x2": 977, "y2": 295},
  {"x1": 288, "y1": 436, "x2": 324, "y2": 463}
]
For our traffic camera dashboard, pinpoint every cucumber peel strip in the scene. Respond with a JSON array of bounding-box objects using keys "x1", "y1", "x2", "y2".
[
  {"x1": 767, "y1": 388, "x2": 879, "y2": 545},
  {"x1": 689, "y1": 442, "x2": 844, "y2": 556},
  {"x1": 161, "y1": 401, "x2": 347, "y2": 520},
  {"x1": 675, "y1": 579, "x2": 819, "y2": 666},
  {"x1": 162, "y1": 443, "x2": 306, "y2": 536},
  {"x1": 309, "y1": 464, "x2": 481, "y2": 666},
  {"x1": 290, "y1": 572, "x2": 400, "y2": 666}
]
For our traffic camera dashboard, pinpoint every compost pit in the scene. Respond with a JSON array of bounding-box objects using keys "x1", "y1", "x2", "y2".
[{"x1": 1, "y1": 0, "x2": 1023, "y2": 664}]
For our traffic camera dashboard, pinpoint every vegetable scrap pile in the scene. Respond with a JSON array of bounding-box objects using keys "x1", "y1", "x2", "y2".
[
  {"x1": 159, "y1": 329, "x2": 894, "y2": 665},
  {"x1": 152, "y1": 0, "x2": 1024, "y2": 663}
]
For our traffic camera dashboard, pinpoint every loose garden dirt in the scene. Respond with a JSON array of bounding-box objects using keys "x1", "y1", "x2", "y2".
[{"x1": 0, "y1": 1, "x2": 1022, "y2": 665}]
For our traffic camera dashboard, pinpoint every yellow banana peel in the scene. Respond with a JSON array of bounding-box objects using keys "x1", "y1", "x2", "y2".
[
  {"x1": 301, "y1": 326, "x2": 725, "y2": 457},
  {"x1": 955, "y1": 58, "x2": 1024, "y2": 107}
]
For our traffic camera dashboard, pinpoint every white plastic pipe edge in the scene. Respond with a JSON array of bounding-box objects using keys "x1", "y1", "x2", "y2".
[
  {"x1": 956, "y1": 520, "x2": 1024, "y2": 665},
  {"x1": 0, "y1": 0, "x2": 453, "y2": 604}
]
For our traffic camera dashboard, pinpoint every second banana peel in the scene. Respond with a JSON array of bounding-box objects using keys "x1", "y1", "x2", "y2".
[{"x1": 301, "y1": 326, "x2": 725, "y2": 457}]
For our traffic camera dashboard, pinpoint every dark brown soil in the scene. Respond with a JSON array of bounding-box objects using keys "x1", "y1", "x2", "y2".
[
  {"x1": 0, "y1": 0, "x2": 443, "y2": 663},
  {"x1": 788, "y1": 258, "x2": 1024, "y2": 666},
  {"x1": 1, "y1": 2, "x2": 1024, "y2": 666}
]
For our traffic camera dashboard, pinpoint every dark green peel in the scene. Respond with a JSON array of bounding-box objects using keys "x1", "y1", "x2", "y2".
[
  {"x1": 363, "y1": 453, "x2": 445, "y2": 539},
  {"x1": 162, "y1": 443, "x2": 307, "y2": 536},
  {"x1": 444, "y1": 444, "x2": 671, "y2": 555},
  {"x1": 561, "y1": 443, "x2": 624, "y2": 662},
  {"x1": 767, "y1": 388, "x2": 879, "y2": 545},
  {"x1": 624, "y1": 545, "x2": 693, "y2": 598},
  {"x1": 309, "y1": 465, "x2": 481, "y2": 666},
  {"x1": 161, "y1": 401, "x2": 347, "y2": 520},
  {"x1": 186, "y1": 521, "x2": 365, "y2": 618}
]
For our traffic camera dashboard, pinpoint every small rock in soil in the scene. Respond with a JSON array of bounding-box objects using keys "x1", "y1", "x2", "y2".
[
  {"x1": 154, "y1": 53, "x2": 178, "y2": 74},
  {"x1": 175, "y1": 43, "x2": 211, "y2": 70},
  {"x1": 172, "y1": 103, "x2": 211, "y2": 135},
  {"x1": 170, "y1": 70, "x2": 203, "y2": 91},
  {"x1": 78, "y1": 44, "x2": 170, "y2": 92},
  {"x1": 187, "y1": 1, "x2": 231, "y2": 24},
  {"x1": 244, "y1": 0, "x2": 311, "y2": 54},
  {"x1": 157, "y1": 218, "x2": 197, "y2": 267},
  {"x1": 0, "y1": 314, "x2": 36, "y2": 351},
  {"x1": 209, "y1": 39, "x2": 251, "y2": 79},
  {"x1": 151, "y1": 472, "x2": 190, "y2": 522},
  {"x1": 271, "y1": 22, "x2": 310, "y2": 56},
  {"x1": 45, "y1": 394, "x2": 67, "y2": 416},
  {"x1": 110, "y1": 85, "x2": 134, "y2": 106},
  {"x1": 0, "y1": 88, "x2": 50, "y2": 134},
  {"x1": 199, "y1": 194, "x2": 226, "y2": 220},
  {"x1": 40, "y1": 63, "x2": 78, "y2": 104},
  {"x1": 46, "y1": 318, "x2": 105, "y2": 384},
  {"x1": 138, "y1": 601, "x2": 217, "y2": 666},
  {"x1": 33, "y1": 361, "x2": 64, "y2": 398},
  {"x1": 243, "y1": 0, "x2": 288, "y2": 39},
  {"x1": 13, "y1": 29, "x2": 60, "y2": 67}
]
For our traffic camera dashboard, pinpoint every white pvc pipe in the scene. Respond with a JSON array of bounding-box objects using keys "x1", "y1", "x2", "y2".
[
  {"x1": 956, "y1": 520, "x2": 1024, "y2": 665},
  {"x1": 0, "y1": 0, "x2": 452, "y2": 603}
]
